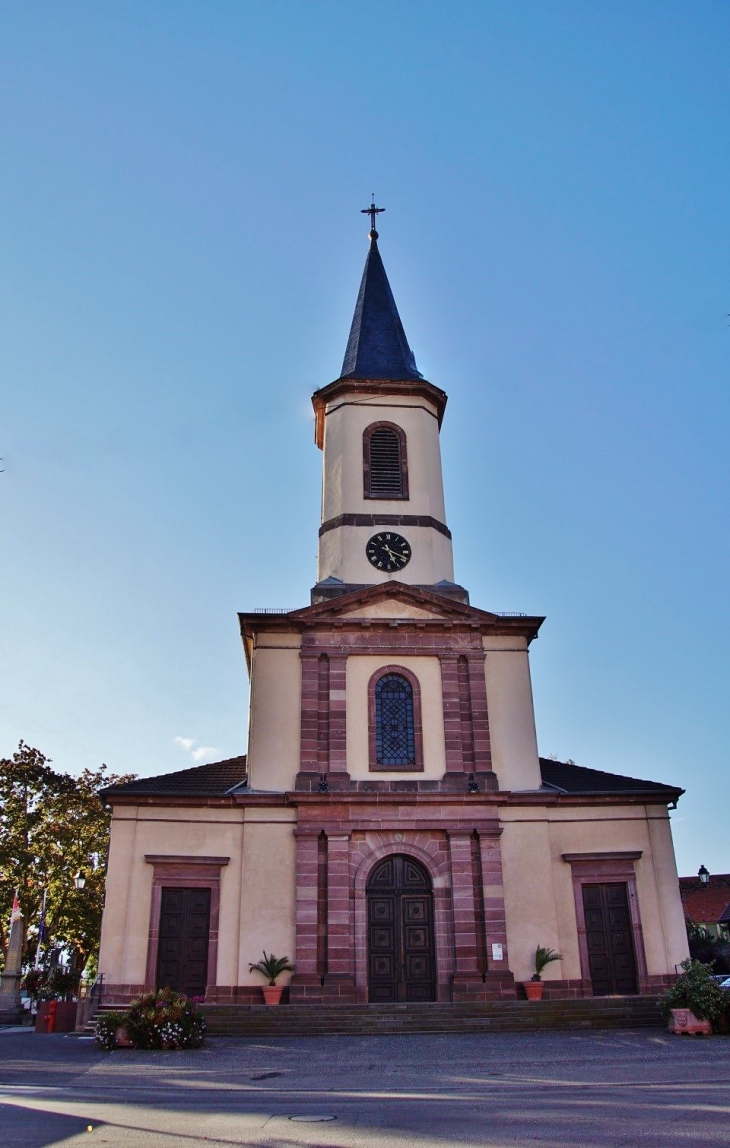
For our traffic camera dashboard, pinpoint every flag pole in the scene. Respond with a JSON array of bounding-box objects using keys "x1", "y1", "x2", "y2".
[{"x1": 34, "y1": 889, "x2": 47, "y2": 970}]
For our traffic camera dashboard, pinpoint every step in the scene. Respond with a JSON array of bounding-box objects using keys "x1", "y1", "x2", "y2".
[
  {"x1": 201, "y1": 997, "x2": 663, "y2": 1036},
  {"x1": 85, "y1": 997, "x2": 663, "y2": 1037}
]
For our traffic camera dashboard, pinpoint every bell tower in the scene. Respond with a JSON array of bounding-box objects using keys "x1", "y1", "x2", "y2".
[{"x1": 311, "y1": 206, "x2": 467, "y2": 604}]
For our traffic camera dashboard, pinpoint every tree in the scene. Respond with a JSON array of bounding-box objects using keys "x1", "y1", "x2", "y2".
[
  {"x1": 0, "y1": 742, "x2": 135, "y2": 972},
  {"x1": 686, "y1": 919, "x2": 730, "y2": 975}
]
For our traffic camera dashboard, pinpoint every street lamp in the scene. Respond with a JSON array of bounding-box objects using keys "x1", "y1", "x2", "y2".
[
  {"x1": 698, "y1": 865, "x2": 710, "y2": 886},
  {"x1": 73, "y1": 871, "x2": 86, "y2": 891}
]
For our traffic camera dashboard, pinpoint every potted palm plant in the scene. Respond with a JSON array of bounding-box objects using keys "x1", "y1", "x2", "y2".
[
  {"x1": 248, "y1": 951, "x2": 294, "y2": 1005},
  {"x1": 523, "y1": 945, "x2": 562, "y2": 1000}
]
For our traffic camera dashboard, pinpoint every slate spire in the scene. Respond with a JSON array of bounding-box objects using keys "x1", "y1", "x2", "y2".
[{"x1": 340, "y1": 232, "x2": 423, "y2": 381}]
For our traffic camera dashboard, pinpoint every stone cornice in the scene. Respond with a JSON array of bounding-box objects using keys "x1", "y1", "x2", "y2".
[
  {"x1": 311, "y1": 377, "x2": 448, "y2": 448},
  {"x1": 239, "y1": 582, "x2": 544, "y2": 644},
  {"x1": 107, "y1": 788, "x2": 679, "y2": 810}
]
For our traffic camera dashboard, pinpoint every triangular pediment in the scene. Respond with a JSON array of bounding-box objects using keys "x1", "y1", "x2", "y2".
[
  {"x1": 288, "y1": 581, "x2": 500, "y2": 624},
  {"x1": 341, "y1": 599, "x2": 445, "y2": 621}
]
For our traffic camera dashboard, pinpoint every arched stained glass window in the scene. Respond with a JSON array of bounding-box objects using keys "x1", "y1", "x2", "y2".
[{"x1": 375, "y1": 673, "x2": 416, "y2": 766}]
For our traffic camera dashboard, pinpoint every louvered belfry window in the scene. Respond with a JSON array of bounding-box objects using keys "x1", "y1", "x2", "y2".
[
  {"x1": 364, "y1": 423, "x2": 408, "y2": 499},
  {"x1": 375, "y1": 673, "x2": 416, "y2": 766}
]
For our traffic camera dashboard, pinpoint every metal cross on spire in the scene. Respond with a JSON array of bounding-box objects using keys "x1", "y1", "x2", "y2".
[{"x1": 361, "y1": 196, "x2": 385, "y2": 238}]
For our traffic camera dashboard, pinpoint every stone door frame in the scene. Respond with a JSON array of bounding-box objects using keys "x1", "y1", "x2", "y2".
[
  {"x1": 563, "y1": 851, "x2": 649, "y2": 995},
  {"x1": 144, "y1": 855, "x2": 229, "y2": 996},
  {"x1": 353, "y1": 838, "x2": 454, "y2": 1002}
]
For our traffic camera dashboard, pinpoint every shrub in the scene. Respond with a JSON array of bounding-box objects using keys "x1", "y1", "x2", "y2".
[
  {"x1": 659, "y1": 959, "x2": 730, "y2": 1025},
  {"x1": 686, "y1": 921, "x2": 730, "y2": 974},
  {"x1": 42, "y1": 967, "x2": 82, "y2": 1001},
  {"x1": 94, "y1": 1010, "x2": 129, "y2": 1051},
  {"x1": 21, "y1": 966, "x2": 81, "y2": 1002},
  {"x1": 21, "y1": 969, "x2": 44, "y2": 1003},
  {"x1": 93, "y1": 989, "x2": 206, "y2": 1050},
  {"x1": 124, "y1": 987, "x2": 206, "y2": 1050}
]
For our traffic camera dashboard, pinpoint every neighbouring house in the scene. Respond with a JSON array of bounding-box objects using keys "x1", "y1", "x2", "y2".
[{"x1": 679, "y1": 872, "x2": 730, "y2": 941}]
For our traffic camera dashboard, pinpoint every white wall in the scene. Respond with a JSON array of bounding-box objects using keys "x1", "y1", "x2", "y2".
[
  {"x1": 317, "y1": 390, "x2": 455, "y2": 585},
  {"x1": 483, "y1": 637, "x2": 542, "y2": 790},
  {"x1": 319, "y1": 523, "x2": 455, "y2": 585},
  {"x1": 246, "y1": 633, "x2": 302, "y2": 791}
]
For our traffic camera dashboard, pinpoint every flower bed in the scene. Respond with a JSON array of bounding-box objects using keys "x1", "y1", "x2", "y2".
[{"x1": 95, "y1": 988, "x2": 206, "y2": 1050}]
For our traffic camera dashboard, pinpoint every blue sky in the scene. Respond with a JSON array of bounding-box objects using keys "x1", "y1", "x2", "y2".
[{"x1": 1, "y1": 2, "x2": 728, "y2": 875}]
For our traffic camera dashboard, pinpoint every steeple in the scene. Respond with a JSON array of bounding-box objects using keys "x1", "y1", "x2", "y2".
[
  {"x1": 311, "y1": 206, "x2": 460, "y2": 601},
  {"x1": 340, "y1": 233, "x2": 423, "y2": 382}
]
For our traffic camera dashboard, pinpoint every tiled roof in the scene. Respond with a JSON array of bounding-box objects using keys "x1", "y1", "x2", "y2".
[
  {"x1": 539, "y1": 757, "x2": 683, "y2": 798},
  {"x1": 102, "y1": 756, "x2": 247, "y2": 798},
  {"x1": 103, "y1": 753, "x2": 681, "y2": 801},
  {"x1": 679, "y1": 874, "x2": 730, "y2": 925}
]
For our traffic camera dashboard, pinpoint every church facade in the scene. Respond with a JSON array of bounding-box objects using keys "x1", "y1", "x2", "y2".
[{"x1": 98, "y1": 218, "x2": 689, "y2": 1005}]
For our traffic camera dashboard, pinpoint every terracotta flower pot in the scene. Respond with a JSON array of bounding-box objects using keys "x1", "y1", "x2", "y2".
[
  {"x1": 115, "y1": 1026, "x2": 134, "y2": 1047},
  {"x1": 669, "y1": 1008, "x2": 712, "y2": 1036},
  {"x1": 262, "y1": 986, "x2": 283, "y2": 1006},
  {"x1": 523, "y1": 980, "x2": 544, "y2": 1001}
]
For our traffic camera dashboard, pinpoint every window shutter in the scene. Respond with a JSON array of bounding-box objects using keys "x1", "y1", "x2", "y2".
[{"x1": 369, "y1": 428, "x2": 403, "y2": 497}]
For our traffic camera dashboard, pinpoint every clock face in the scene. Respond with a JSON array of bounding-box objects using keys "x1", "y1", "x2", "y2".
[{"x1": 366, "y1": 531, "x2": 412, "y2": 573}]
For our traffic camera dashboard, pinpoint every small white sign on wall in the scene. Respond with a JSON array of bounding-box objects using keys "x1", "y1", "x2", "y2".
[{"x1": 491, "y1": 943, "x2": 503, "y2": 962}]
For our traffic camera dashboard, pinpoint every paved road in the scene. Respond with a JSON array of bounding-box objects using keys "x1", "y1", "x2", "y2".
[{"x1": 0, "y1": 1026, "x2": 729, "y2": 1146}]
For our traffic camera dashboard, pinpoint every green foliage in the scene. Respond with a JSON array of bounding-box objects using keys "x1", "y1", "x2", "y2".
[
  {"x1": 533, "y1": 945, "x2": 562, "y2": 981},
  {"x1": 248, "y1": 951, "x2": 295, "y2": 986},
  {"x1": 0, "y1": 741, "x2": 135, "y2": 971},
  {"x1": 94, "y1": 1010, "x2": 129, "y2": 1051},
  {"x1": 21, "y1": 966, "x2": 81, "y2": 1001},
  {"x1": 42, "y1": 967, "x2": 82, "y2": 1001},
  {"x1": 20, "y1": 968, "x2": 44, "y2": 1003},
  {"x1": 121, "y1": 988, "x2": 206, "y2": 1050},
  {"x1": 686, "y1": 920, "x2": 730, "y2": 974},
  {"x1": 659, "y1": 958, "x2": 730, "y2": 1023}
]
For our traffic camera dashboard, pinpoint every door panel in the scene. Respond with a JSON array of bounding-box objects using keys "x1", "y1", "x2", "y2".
[
  {"x1": 156, "y1": 887, "x2": 211, "y2": 996},
  {"x1": 582, "y1": 883, "x2": 637, "y2": 996},
  {"x1": 367, "y1": 855, "x2": 436, "y2": 1002}
]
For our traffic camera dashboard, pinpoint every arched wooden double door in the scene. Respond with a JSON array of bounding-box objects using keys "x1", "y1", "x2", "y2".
[{"x1": 367, "y1": 854, "x2": 436, "y2": 1002}]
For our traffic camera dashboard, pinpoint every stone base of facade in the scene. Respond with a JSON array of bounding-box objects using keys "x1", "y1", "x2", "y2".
[
  {"x1": 289, "y1": 973, "x2": 358, "y2": 1003},
  {"x1": 642, "y1": 973, "x2": 676, "y2": 994},
  {"x1": 537, "y1": 979, "x2": 591, "y2": 1000},
  {"x1": 451, "y1": 971, "x2": 517, "y2": 1001},
  {"x1": 100, "y1": 983, "x2": 146, "y2": 1005},
  {"x1": 102, "y1": 975, "x2": 675, "y2": 1008},
  {"x1": 536, "y1": 975, "x2": 677, "y2": 1000}
]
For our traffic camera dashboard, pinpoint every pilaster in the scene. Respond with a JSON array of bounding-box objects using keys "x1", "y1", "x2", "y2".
[
  {"x1": 289, "y1": 828, "x2": 321, "y2": 1000},
  {"x1": 323, "y1": 832, "x2": 356, "y2": 1000}
]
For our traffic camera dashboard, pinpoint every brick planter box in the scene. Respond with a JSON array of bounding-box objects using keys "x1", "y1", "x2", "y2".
[
  {"x1": 669, "y1": 1008, "x2": 712, "y2": 1036},
  {"x1": 35, "y1": 1001, "x2": 78, "y2": 1033}
]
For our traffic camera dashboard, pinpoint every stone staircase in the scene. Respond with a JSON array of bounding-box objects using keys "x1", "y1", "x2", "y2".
[
  {"x1": 199, "y1": 997, "x2": 663, "y2": 1036},
  {"x1": 84, "y1": 996, "x2": 663, "y2": 1038}
]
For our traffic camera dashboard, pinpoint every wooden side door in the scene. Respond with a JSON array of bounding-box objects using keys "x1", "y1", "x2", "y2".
[
  {"x1": 156, "y1": 887, "x2": 211, "y2": 996},
  {"x1": 582, "y1": 882, "x2": 638, "y2": 996}
]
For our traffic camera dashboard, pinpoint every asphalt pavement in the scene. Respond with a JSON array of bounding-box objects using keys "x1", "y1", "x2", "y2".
[{"x1": 0, "y1": 1025, "x2": 729, "y2": 1147}]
